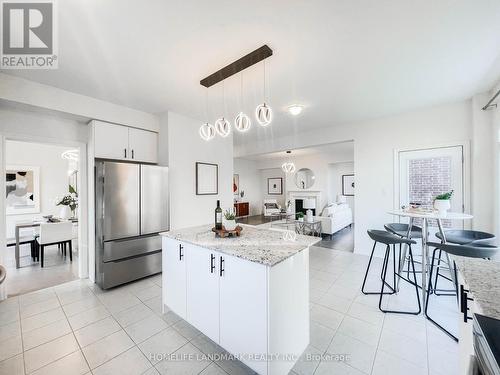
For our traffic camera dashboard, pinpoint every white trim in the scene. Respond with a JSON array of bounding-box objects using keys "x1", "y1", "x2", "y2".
[
  {"x1": 392, "y1": 141, "x2": 471, "y2": 229},
  {"x1": 0, "y1": 136, "x2": 6, "y2": 300},
  {"x1": 1, "y1": 132, "x2": 89, "y2": 280}
]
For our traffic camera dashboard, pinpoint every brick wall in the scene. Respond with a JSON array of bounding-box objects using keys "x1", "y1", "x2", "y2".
[{"x1": 408, "y1": 156, "x2": 452, "y2": 227}]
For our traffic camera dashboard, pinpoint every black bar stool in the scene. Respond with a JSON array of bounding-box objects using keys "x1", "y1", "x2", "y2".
[
  {"x1": 362, "y1": 230, "x2": 421, "y2": 315},
  {"x1": 384, "y1": 223, "x2": 423, "y2": 239},
  {"x1": 425, "y1": 241, "x2": 499, "y2": 341},
  {"x1": 432, "y1": 230, "x2": 496, "y2": 296},
  {"x1": 385, "y1": 223, "x2": 423, "y2": 280}
]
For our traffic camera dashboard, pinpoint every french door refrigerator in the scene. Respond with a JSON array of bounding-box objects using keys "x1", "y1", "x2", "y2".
[{"x1": 95, "y1": 161, "x2": 168, "y2": 289}]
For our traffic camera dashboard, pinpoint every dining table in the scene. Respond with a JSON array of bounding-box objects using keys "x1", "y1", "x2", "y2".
[
  {"x1": 387, "y1": 209, "x2": 473, "y2": 308},
  {"x1": 14, "y1": 218, "x2": 78, "y2": 269}
]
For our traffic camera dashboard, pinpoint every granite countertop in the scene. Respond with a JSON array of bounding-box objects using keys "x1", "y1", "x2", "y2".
[
  {"x1": 451, "y1": 255, "x2": 500, "y2": 320},
  {"x1": 160, "y1": 224, "x2": 321, "y2": 267}
]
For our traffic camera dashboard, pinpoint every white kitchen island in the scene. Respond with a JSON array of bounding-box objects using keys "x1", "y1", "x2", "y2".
[{"x1": 160, "y1": 224, "x2": 320, "y2": 375}]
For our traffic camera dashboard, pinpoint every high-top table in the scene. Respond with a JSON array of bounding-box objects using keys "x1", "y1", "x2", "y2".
[{"x1": 387, "y1": 210, "x2": 473, "y2": 306}]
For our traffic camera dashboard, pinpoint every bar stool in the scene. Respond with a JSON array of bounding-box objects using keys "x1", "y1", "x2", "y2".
[
  {"x1": 432, "y1": 230, "x2": 496, "y2": 296},
  {"x1": 362, "y1": 230, "x2": 421, "y2": 315},
  {"x1": 385, "y1": 223, "x2": 424, "y2": 280},
  {"x1": 435, "y1": 230, "x2": 496, "y2": 245},
  {"x1": 384, "y1": 223, "x2": 423, "y2": 239},
  {"x1": 425, "y1": 241, "x2": 499, "y2": 341}
]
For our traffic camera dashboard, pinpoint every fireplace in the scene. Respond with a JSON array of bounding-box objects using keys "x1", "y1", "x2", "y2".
[{"x1": 295, "y1": 199, "x2": 316, "y2": 216}]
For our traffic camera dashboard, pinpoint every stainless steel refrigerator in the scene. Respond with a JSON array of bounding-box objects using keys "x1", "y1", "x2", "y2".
[{"x1": 95, "y1": 161, "x2": 168, "y2": 289}]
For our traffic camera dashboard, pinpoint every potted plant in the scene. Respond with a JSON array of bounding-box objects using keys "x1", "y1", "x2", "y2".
[
  {"x1": 296, "y1": 212, "x2": 305, "y2": 222},
  {"x1": 433, "y1": 190, "x2": 453, "y2": 217},
  {"x1": 56, "y1": 185, "x2": 78, "y2": 219},
  {"x1": 223, "y1": 209, "x2": 237, "y2": 230}
]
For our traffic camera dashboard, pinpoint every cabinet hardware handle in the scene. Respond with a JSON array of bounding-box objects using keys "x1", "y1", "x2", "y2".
[
  {"x1": 179, "y1": 244, "x2": 184, "y2": 261},
  {"x1": 210, "y1": 254, "x2": 215, "y2": 273},
  {"x1": 124, "y1": 148, "x2": 127, "y2": 158},
  {"x1": 131, "y1": 149, "x2": 134, "y2": 159},
  {"x1": 460, "y1": 285, "x2": 473, "y2": 323},
  {"x1": 219, "y1": 256, "x2": 224, "y2": 277}
]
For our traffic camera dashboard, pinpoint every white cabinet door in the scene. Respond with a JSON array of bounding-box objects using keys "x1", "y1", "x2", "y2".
[
  {"x1": 219, "y1": 254, "x2": 268, "y2": 375},
  {"x1": 186, "y1": 245, "x2": 220, "y2": 343},
  {"x1": 93, "y1": 121, "x2": 129, "y2": 160},
  {"x1": 162, "y1": 237, "x2": 187, "y2": 319},
  {"x1": 128, "y1": 127, "x2": 158, "y2": 163}
]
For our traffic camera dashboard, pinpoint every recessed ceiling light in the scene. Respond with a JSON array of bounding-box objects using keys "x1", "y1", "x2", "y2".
[{"x1": 288, "y1": 105, "x2": 303, "y2": 116}]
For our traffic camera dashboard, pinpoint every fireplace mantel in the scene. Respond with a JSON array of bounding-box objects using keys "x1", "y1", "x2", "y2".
[{"x1": 287, "y1": 191, "x2": 322, "y2": 214}]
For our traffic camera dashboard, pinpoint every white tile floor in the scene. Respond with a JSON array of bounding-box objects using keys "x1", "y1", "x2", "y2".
[{"x1": 0, "y1": 246, "x2": 459, "y2": 375}]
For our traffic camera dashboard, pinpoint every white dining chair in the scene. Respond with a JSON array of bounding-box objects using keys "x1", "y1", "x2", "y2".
[{"x1": 36, "y1": 222, "x2": 73, "y2": 267}]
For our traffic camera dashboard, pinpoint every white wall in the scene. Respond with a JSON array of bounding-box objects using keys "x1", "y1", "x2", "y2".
[
  {"x1": 255, "y1": 148, "x2": 354, "y2": 214},
  {"x1": 233, "y1": 158, "x2": 262, "y2": 215},
  {"x1": 328, "y1": 162, "x2": 355, "y2": 216},
  {"x1": 166, "y1": 111, "x2": 233, "y2": 230},
  {"x1": 5, "y1": 141, "x2": 73, "y2": 238},
  {"x1": 236, "y1": 100, "x2": 474, "y2": 254},
  {"x1": 0, "y1": 106, "x2": 88, "y2": 143},
  {"x1": 261, "y1": 168, "x2": 286, "y2": 208},
  {"x1": 0, "y1": 74, "x2": 159, "y2": 132}
]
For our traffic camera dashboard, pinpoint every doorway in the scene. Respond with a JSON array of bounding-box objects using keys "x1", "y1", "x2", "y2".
[
  {"x1": 2, "y1": 140, "x2": 85, "y2": 296},
  {"x1": 398, "y1": 145, "x2": 465, "y2": 230}
]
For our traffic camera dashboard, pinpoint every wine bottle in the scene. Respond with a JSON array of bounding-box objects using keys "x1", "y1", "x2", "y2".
[{"x1": 215, "y1": 200, "x2": 223, "y2": 230}]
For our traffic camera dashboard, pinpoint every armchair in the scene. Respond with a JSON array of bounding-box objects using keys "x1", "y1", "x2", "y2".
[{"x1": 263, "y1": 199, "x2": 281, "y2": 217}]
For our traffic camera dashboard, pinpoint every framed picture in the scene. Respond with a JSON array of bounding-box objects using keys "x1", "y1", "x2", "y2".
[
  {"x1": 233, "y1": 174, "x2": 239, "y2": 196},
  {"x1": 6, "y1": 165, "x2": 40, "y2": 215},
  {"x1": 196, "y1": 162, "x2": 218, "y2": 195},
  {"x1": 342, "y1": 174, "x2": 355, "y2": 196},
  {"x1": 267, "y1": 177, "x2": 283, "y2": 195}
]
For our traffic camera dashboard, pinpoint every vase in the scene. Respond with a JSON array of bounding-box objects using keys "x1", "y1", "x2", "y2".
[
  {"x1": 59, "y1": 205, "x2": 71, "y2": 220},
  {"x1": 433, "y1": 199, "x2": 450, "y2": 217},
  {"x1": 223, "y1": 218, "x2": 237, "y2": 230}
]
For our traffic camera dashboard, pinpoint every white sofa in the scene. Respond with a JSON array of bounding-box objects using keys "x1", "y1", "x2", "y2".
[
  {"x1": 314, "y1": 202, "x2": 353, "y2": 237},
  {"x1": 263, "y1": 199, "x2": 282, "y2": 217}
]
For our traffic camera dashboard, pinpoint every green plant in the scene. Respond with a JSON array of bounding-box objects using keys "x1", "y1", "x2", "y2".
[
  {"x1": 435, "y1": 190, "x2": 454, "y2": 200},
  {"x1": 56, "y1": 185, "x2": 78, "y2": 211},
  {"x1": 224, "y1": 210, "x2": 235, "y2": 220},
  {"x1": 296, "y1": 212, "x2": 304, "y2": 219}
]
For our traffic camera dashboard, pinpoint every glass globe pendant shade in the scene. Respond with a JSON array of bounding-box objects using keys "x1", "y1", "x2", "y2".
[
  {"x1": 215, "y1": 117, "x2": 231, "y2": 137},
  {"x1": 234, "y1": 112, "x2": 251, "y2": 132},
  {"x1": 199, "y1": 122, "x2": 215, "y2": 141},
  {"x1": 281, "y1": 162, "x2": 296, "y2": 174},
  {"x1": 255, "y1": 103, "x2": 272, "y2": 126}
]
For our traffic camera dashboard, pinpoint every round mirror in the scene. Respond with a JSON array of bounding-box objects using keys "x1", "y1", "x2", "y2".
[{"x1": 295, "y1": 168, "x2": 315, "y2": 189}]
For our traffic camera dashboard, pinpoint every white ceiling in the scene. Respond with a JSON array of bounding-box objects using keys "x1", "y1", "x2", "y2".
[
  {"x1": 241, "y1": 141, "x2": 354, "y2": 162},
  {"x1": 5, "y1": 0, "x2": 500, "y2": 145}
]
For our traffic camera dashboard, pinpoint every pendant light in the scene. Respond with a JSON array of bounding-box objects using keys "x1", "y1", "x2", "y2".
[
  {"x1": 255, "y1": 60, "x2": 272, "y2": 126},
  {"x1": 281, "y1": 150, "x2": 296, "y2": 173},
  {"x1": 235, "y1": 72, "x2": 251, "y2": 132},
  {"x1": 215, "y1": 81, "x2": 231, "y2": 137},
  {"x1": 199, "y1": 88, "x2": 215, "y2": 141}
]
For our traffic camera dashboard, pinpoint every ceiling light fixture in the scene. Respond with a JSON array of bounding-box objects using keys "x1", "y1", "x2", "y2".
[
  {"x1": 61, "y1": 149, "x2": 79, "y2": 161},
  {"x1": 199, "y1": 88, "x2": 215, "y2": 141},
  {"x1": 235, "y1": 72, "x2": 251, "y2": 132},
  {"x1": 281, "y1": 150, "x2": 296, "y2": 173},
  {"x1": 288, "y1": 105, "x2": 303, "y2": 116},
  {"x1": 256, "y1": 60, "x2": 272, "y2": 126},
  {"x1": 215, "y1": 81, "x2": 231, "y2": 137}
]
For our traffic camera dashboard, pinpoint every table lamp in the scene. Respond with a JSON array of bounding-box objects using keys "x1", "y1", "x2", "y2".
[{"x1": 303, "y1": 198, "x2": 316, "y2": 223}]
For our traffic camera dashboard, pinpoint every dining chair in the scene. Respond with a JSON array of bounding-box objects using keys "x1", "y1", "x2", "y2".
[{"x1": 36, "y1": 222, "x2": 73, "y2": 267}]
